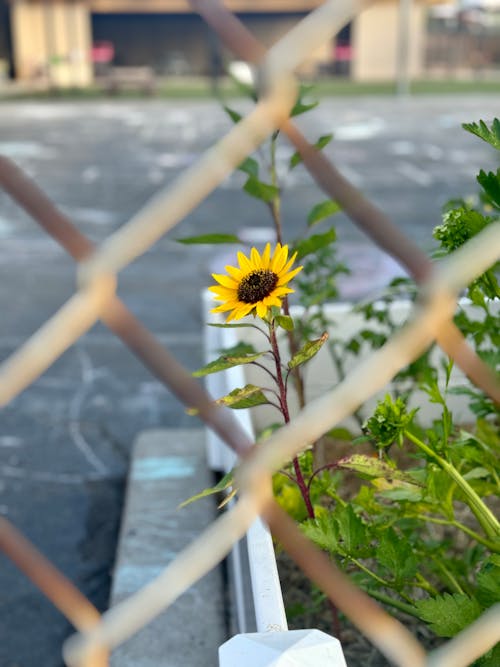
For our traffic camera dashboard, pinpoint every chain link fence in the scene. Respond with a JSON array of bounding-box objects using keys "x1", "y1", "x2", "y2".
[{"x1": 0, "y1": 1, "x2": 499, "y2": 666}]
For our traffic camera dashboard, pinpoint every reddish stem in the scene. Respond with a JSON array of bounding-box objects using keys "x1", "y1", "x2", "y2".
[{"x1": 268, "y1": 320, "x2": 315, "y2": 520}]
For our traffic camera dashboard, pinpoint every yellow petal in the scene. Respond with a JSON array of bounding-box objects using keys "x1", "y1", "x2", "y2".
[
  {"x1": 211, "y1": 273, "x2": 238, "y2": 288},
  {"x1": 277, "y1": 266, "x2": 302, "y2": 285},
  {"x1": 272, "y1": 245, "x2": 289, "y2": 273},
  {"x1": 272, "y1": 286, "x2": 294, "y2": 297},
  {"x1": 225, "y1": 265, "x2": 243, "y2": 281},
  {"x1": 237, "y1": 251, "x2": 253, "y2": 273},
  {"x1": 256, "y1": 301, "x2": 268, "y2": 318},
  {"x1": 261, "y1": 243, "x2": 271, "y2": 269},
  {"x1": 263, "y1": 295, "x2": 282, "y2": 307},
  {"x1": 250, "y1": 247, "x2": 261, "y2": 267},
  {"x1": 281, "y1": 251, "x2": 299, "y2": 276},
  {"x1": 208, "y1": 287, "x2": 238, "y2": 300},
  {"x1": 211, "y1": 302, "x2": 238, "y2": 313}
]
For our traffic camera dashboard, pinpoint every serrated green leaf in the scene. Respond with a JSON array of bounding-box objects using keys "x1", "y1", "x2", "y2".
[
  {"x1": 477, "y1": 169, "x2": 500, "y2": 208},
  {"x1": 223, "y1": 105, "x2": 242, "y2": 124},
  {"x1": 293, "y1": 228, "x2": 337, "y2": 261},
  {"x1": 176, "y1": 233, "x2": 242, "y2": 245},
  {"x1": 289, "y1": 134, "x2": 333, "y2": 169},
  {"x1": 216, "y1": 384, "x2": 269, "y2": 409},
  {"x1": 238, "y1": 157, "x2": 259, "y2": 178},
  {"x1": 414, "y1": 593, "x2": 481, "y2": 637},
  {"x1": 306, "y1": 200, "x2": 342, "y2": 226},
  {"x1": 477, "y1": 557, "x2": 500, "y2": 608},
  {"x1": 193, "y1": 350, "x2": 265, "y2": 377},
  {"x1": 302, "y1": 515, "x2": 340, "y2": 555},
  {"x1": 288, "y1": 332, "x2": 328, "y2": 370},
  {"x1": 376, "y1": 528, "x2": 418, "y2": 585},
  {"x1": 178, "y1": 469, "x2": 234, "y2": 508},
  {"x1": 334, "y1": 504, "x2": 367, "y2": 556},
  {"x1": 462, "y1": 118, "x2": 500, "y2": 151},
  {"x1": 275, "y1": 314, "x2": 294, "y2": 331},
  {"x1": 243, "y1": 176, "x2": 280, "y2": 203}
]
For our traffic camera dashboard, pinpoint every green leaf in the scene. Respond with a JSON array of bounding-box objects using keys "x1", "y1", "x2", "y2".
[
  {"x1": 289, "y1": 134, "x2": 333, "y2": 169},
  {"x1": 176, "y1": 233, "x2": 241, "y2": 245},
  {"x1": 302, "y1": 515, "x2": 339, "y2": 555},
  {"x1": 178, "y1": 469, "x2": 234, "y2": 508},
  {"x1": 477, "y1": 557, "x2": 500, "y2": 608},
  {"x1": 193, "y1": 350, "x2": 265, "y2": 377},
  {"x1": 414, "y1": 593, "x2": 482, "y2": 637},
  {"x1": 376, "y1": 528, "x2": 418, "y2": 585},
  {"x1": 217, "y1": 384, "x2": 270, "y2": 410},
  {"x1": 336, "y1": 453, "x2": 422, "y2": 487},
  {"x1": 288, "y1": 332, "x2": 328, "y2": 370},
  {"x1": 306, "y1": 200, "x2": 342, "y2": 227},
  {"x1": 238, "y1": 157, "x2": 259, "y2": 178},
  {"x1": 363, "y1": 395, "x2": 417, "y2": 449},
  {"x1": 462, "y1": 118, "x2": 500, "y2": 151},
  {"x1": 223, "y1": 105, "x2": 242, "y2": 124},
  {"x1": 275, "y1": 314, "x2": 294, "y2": 331},
  {"x1": 243, "y1": 176, "x2": 280, "y2": 203},
  {"x1": 293, "y1": 228, "x2": 337, "y2": 261},
  {"x1": 477, "y1": 169, "x2": 500, "y2": 208},
  {"x1": 334, "y1": 504, "x2": 367, "y2": 557},
  {"x1": 291, "y1": 98, "x2": 319, "y2": 117}
]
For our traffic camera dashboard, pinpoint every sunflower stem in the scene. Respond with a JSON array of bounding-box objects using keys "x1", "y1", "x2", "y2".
[{"x1": 268, "y1": 320, "x2": 315, "y2": 521}]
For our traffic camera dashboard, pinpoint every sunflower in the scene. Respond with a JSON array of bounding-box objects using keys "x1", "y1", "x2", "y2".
[{"x1": 209, "y1": 243, "x2": 302, "y2": 322}]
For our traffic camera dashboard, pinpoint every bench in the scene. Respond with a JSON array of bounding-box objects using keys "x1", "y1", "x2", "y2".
[{"x1": 105, "y1": 66, "x2": 156, "y2": 95}]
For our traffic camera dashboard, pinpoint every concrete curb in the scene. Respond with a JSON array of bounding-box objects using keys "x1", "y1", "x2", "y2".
[{"x1": 110, "y1": 429, "x2": 226, "y2": 666}]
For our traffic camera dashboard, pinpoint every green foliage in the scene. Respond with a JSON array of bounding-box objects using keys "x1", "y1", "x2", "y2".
[
  {"x1": 243, "y1": 176, "x2": 280, "y2": 203},
  {"x1": 289, "y1": 134, "x2": 333, "y2": 169},
  {"x1": 176, "y1": 232, "x2": 242, "y2": 245},
  {"x1": 216, "y1": 384, "x2": 270, "y2": 409},
  {"x1": 198, "y1": 97, "x2": 500, "y2": 655},
  {"x1": 179, "y1": 469, "x2": 234, "y2": 509},
  {"x1": 193, "y1": 343, "x2": 265, "y2": 377},
  {"x1": 274, "y1": 314, "x2": 295, "y2": 331},
  {"x1": 223, "y1": 105, "x2": 242, "y2": 124},
  {"x1": 477, "y1": 168, "x2": 500, "y2": 209},
  {"x1": 462, "y1": 118, "x2": 500, "y2": 150},
  {"x1": 307, "y1": 200, "x2": 342, "y2": 227},
  {"x1": 414, "y1": 593, "x2": 482, "y2": 637},
  {"x1": 363, "y1": 395, "x2": 417, "y2": 449},
  {"x1": 293, "y1": 228, "x2": 337, "y2": 261},
  {"x1": 287, "y1": 332, "x2": 328, "y2": 370},
  {"x1": 290, "y1": 84, "x2": 319, "y2": 117}
]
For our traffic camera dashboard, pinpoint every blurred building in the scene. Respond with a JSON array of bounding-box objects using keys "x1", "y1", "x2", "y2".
[{"x1": 1, "y1": 0, "x2": 496, "y2": 88}]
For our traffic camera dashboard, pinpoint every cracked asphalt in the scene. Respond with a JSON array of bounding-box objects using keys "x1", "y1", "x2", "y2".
[{"x1": 0, "y1": 94, "x2": 499, "y2": 666}]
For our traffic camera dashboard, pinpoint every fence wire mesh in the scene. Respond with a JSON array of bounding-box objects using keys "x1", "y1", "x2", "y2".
[{"x1": 0, "y1": 1, "x2": 499, "y2": 666}]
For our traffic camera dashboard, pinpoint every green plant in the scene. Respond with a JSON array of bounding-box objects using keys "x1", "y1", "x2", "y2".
[{"x1": 182, "y1": 95, "x2": 500, "y2": 662}]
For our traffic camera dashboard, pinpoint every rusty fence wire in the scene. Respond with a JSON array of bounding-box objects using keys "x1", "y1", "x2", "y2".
[{"x1": 0, "y1": 1, "x2": 499, "y2": 666}]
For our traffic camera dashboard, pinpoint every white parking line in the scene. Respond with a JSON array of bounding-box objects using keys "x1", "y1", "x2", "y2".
[{"x1": 397, "y1": 161, "x2": 432, "y2": 187}]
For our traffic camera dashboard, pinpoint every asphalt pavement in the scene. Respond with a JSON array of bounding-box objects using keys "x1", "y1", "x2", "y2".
[{"x1": 0, "y1": 94, "x2": 499, "y2": 666}]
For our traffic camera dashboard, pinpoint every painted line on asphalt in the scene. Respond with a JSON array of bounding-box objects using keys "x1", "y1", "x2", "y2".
[
  {"x1": 397, "y1": 161, "x2": 432, "y2": 187},
  {"x1": 131, "y1": 456, "x2": 196, "y2": 481}
]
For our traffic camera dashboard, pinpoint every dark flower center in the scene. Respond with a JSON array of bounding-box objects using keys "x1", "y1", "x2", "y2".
[{"x1": 237, "y1": 269, "x2": 278, "y2": 304}]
